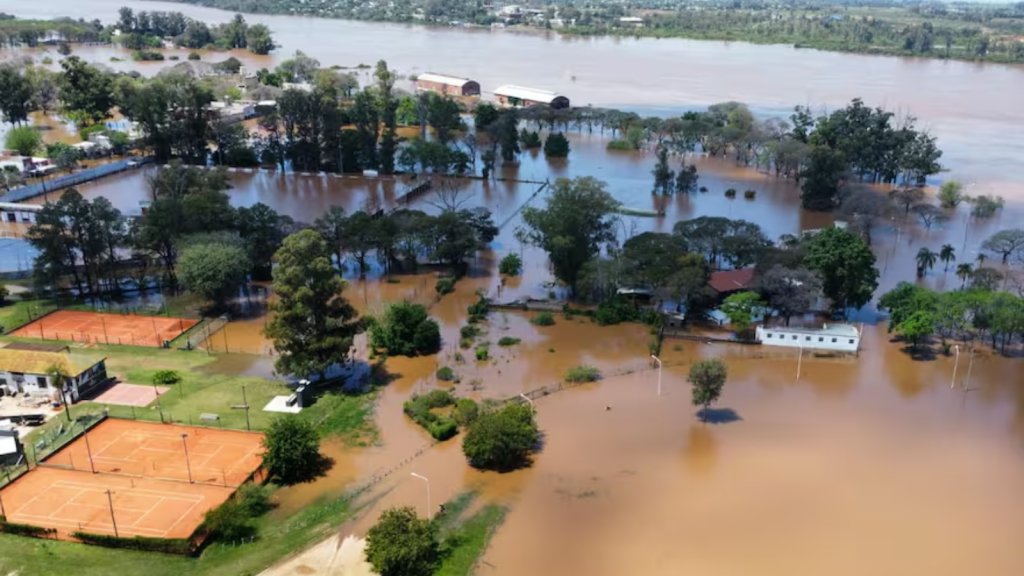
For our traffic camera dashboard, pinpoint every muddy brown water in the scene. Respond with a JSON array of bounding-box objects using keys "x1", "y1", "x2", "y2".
[{"x1": 11, "y1": 0, "x2": 1024, "y2": 200}]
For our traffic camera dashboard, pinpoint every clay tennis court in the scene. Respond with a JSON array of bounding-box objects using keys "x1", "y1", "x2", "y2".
[
  {"x1": 12, "y1": 310, "x2": 198, "y2": 347},
  {"x1": 0, "y1": 419, "x2": 264, "y2": 539}
]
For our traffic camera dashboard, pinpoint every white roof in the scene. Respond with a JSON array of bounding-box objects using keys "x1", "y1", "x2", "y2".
[
  {"x1": 762, "y1": 323, "x2": 860, "y2": 338},
  {"x1": 417, "y1": 73, "x2": 474, "y2": 87},
  {"x1": 0, "y1": 434, "x2": 17, "y2": 456},
  {"x1": 494, "y1": 84, "x2": 563, "y2": 104},
  {"x1": 0, "y1": 202, "x2": 43, "y2": 212}
]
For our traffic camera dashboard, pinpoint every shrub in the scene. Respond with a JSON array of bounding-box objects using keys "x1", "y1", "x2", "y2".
[
  {"x1": 365, "y1": 507, "x2": 440, "y2": 576},
  {"x1": 531, "y1": 312, "x2": 555, "y2": 326},
  {"x1": 459, "y1": 324, "x2": 480, "y2": 340},
  {"x1": 565, "y1": 365, "x2": 601, "y2": 383},
  {"x1": 453, "y1": 398, "x2": 479, "y2": 427},
  {"x1": 435, "y1": 277, "x2": 455, "y2": 296},
  {"x1": 131, "y1": 49, "x2": 164, "y2": 61},
  {"x1": 203, "y1": 499, "x2": 255, "y2": 541},
  {"x1": 594, "y1": 296, "x2": 642, "y2": 326},
  {"x1": 699, "y1": 186, "x2": 709, "y2": 193},
  {"x1": 152, "y1": 370, "x2": 181, "y2": 386},
  {"x1": 725, "y1": 188, "x2": 737, "y2": 198},
  {"x1": 497, "y1": 336, "x2": 521, "y2": 347},
  {"x1": 263, "y1": 415, "x2": 321, "y2": 485},
  {"x1": 236, "y1": 483, "x2": 272, "y2": 517},
  {"x1": 371, "y1": 302, "x2": 442, "y2": 356},
  {"x1": 188, "y1": 51, "x2": 201, "y2": 60},
  {"x1": 543, "y1": 132, "x2": 570, "y2": 158},
  {"x1": 403, "y1": 390, "x2": 459, "y2": 441},
  {"x1": 744, "y1": 189, "x2": 757, "y2": 199},
  {"x1": 462, "y1": 403, "x2": 540, "y2": 471},
  {"x1": 459, "y1": 338, "x2": 473, "y2": 349},
  {"x1": 606, "y1": 139, "x2": 634, "y2": 151},
  {"x1": 475, "y1": 345, "x2": 489, "y2": 361},
  {"x1": 467, "y1": 292, "x2": 490, "y2": 322},
  {"x1": 519, "y1": 129, "x2": 541, "y2": 149},
  {"x1": 0, "y1": 520, "x2": 57, "y2": 538},
  {"x1": 71, "y1": 532, "x2": 191, "y2": 554},
  {"x1": 436, "y1": 366, "x2": 456, "y2": 381},
  {"x1": 499, "y1": 253, "x2": 522, "y2": 276}
]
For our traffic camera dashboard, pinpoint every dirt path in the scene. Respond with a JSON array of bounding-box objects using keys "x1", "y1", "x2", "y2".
[{"x1": 260, "y1": 534, "x2": 375, "y2": 576}]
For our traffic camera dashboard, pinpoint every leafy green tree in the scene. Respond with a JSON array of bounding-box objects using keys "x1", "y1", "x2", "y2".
[
  {"x1": 4, "y1": 126, "x2": 41, "y2": 156},
  {"x1": 364, "y1": 507, "x2": 440, "y2": 576},
  {"x1": 0, "y1": 64, "x2": 33, "y2": 125},
  {"x1": 878, "y1": 282, "x2": 939, "y2": 331},
  {"x1": 800, "y1": 145, "x2": 846, "y2": 211},
  {"x1": 543, "y1": 132, "x2": 570, "y2": 158},
  {"x1": 178, "y1": 242, "x2": 250, "y2": 310},
  {"x1": 473, "y1": 102, "x2": 499, "y2": 131},
  {"x1": 522, "y1": 176, "x2": 619, "y2": 295},
  {"x1": 46, "y1": 142, "x2": 81, "y2": 172},
  {"x1": 426, "y1": 93, "x2": 461, "y2": 143},
  {"x1": 262, "y1": 415, "x2": 322, "y2": 485},
  {"x1": 245, "y1": 23, "x2": 275, "y2": 54},
  {"x1": 758, "y1": 265, "x2": 821, "y2": 326},
  {"x1": 915, "y1": 247, "x2": 938, "y2": 278},
  {"x1": 264, "y1": 229, "x2": 361, "y2": 378},
  {"x1": 981, "y1": 228, "x2": 1024, "y2": 264},
  {"x1": 688, "y1": 359, "x2": 727, "y2": 421},
  {"x1": 151, "y1": 370, "x2": 181, "y2": 386},
  {"x1": 493, "y1": 109, "x2": 520, "y2": 163},
  {"x1": 651, "y1": 146, "x2": 674, "y2": 195},
  {"x1": 58, "y1": 56, "x2": 113, "y2": 124},
  {"x1": 429, "y1": 208, "x2": 497, "y2": 270},
  {"x1": 955, "y1": 263, "x2": 974, "y2": 288},
  {"x1": 462, "y1": 403, "x2": 540, "y2": 471},
  {"x1": 721, "y1": 291, "x2": 764, "y2": 335},
  {"x1": 236, "y1": 203, "x2": 292, "y2": 280},
  {"x1": 619, "y1": 232, "x2": 686, "y2": 292},
  {"x1": 894, "y1": 310, "x2": 936, "y2": 351},
  {"x1": 499, "y1": 253, "x2": 522, "y2": 276},
  {"x1": 370, "y1": 301, "x2": 441, "y2": 356},
  {"x1": 938, "y1": 180, "x2": 964, "y2": 209},
  {"x1": 970, "y1": 194, "x2": 1004, "y2": 218},
  {"x1": 803, "y1": 227, "x2": 879, "y2": 314},
  {"x1": 889, "y1": 186, "x2": 925, "y2": 216}
]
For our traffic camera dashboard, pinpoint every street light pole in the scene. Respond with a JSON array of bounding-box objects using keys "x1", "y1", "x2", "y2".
[
  {"x1": 950, "y1": 344, "x2": 961, "y2": 389},
  {"x1": 519, "y1": 393, "x2": 534, "y2": 411},
  {"x1": 964, "y1": 346, "x2": 976, "y2": 391},
  {"x1": 650, "y1": 355, "x2": 662, "y2": 396},
  {"x1": 796, "y1": 343, "x2": 804, "y2": 383},
  {"x1": 410, "y1": 472, "x2": 431, "y2": 518},
  {"x1": 181, "y1": 434, "x2": 193, "y2": 483}
]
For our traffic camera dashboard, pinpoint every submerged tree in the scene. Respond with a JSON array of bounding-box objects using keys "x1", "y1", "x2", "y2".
[{"x1": 688, "y1": 359, "x2": 727, "y2": 422}]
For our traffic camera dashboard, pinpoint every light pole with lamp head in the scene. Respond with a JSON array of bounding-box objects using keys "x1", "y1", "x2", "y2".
[
  {"x1": 950, "y1": 344, "x2": 961, "y2": 389},
  {"x1": 410, "y1": 472, "x2": 431, "y2": 518}
]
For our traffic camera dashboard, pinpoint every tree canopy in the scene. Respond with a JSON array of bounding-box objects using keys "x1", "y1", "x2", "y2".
[
  {"x1": 364, "y1": 507, "x2": 440, "y2": 576},
  {"x1": 462, "y1": 403, "x2": 540, "y2": 471},
  {"x1": 803, "y1": 227, "x2": 879, "y2": 314},
  {"x1": 262, "y1": 415, "x2": 322, "y2": 485}
]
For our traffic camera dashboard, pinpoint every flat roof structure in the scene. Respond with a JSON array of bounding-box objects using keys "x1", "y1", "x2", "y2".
[{"x1": 494, "y1": 85, "x2": 570, "y2": 108}]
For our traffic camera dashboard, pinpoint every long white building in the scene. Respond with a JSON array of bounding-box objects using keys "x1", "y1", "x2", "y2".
[{"x1": 755, "y1": 323, "x2": 861, "y2": 353}]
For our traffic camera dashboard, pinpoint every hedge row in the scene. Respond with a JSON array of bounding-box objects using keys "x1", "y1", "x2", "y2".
[
  {"x1": 0, "y1": 520, "x2": 57, "y2": 538},
  {"x1": 72, "y1": 531, "x2": 194, "y2": 555}
]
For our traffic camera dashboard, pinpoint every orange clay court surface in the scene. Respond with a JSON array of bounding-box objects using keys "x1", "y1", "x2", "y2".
[
  {"x1": 12, "y1": 310, "x2": 198, "y2": 347},
  {"x1": 0, "y1": 419, "x2": 264, "y2": 539}
]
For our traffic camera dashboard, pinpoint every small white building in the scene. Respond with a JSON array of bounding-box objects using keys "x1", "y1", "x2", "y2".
[
  {"x1": 756, "y1": 323, "x2": 861, "y2": 353},
  {"x1": 0, "y1": 348, "x2": 108, "y2": 402},
  {"x1": 494, "y1": 85, "x2": 570, "y2": 109},
  {"x1": 0, "y1": 202, "x2": 42, "y2": 224}
]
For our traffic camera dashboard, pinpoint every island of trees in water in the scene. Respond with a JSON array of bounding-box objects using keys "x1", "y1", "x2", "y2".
[
  {"x1": 164, "y1": 0, "x2": 1024, "y2": 63},
  {"x1": 0, "y1": 8, "x2": 275, "y2": 56}
]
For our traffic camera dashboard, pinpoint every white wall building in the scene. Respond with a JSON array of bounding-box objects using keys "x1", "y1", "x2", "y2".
[
  {"x1": 0, "y1": 202, "x2": 42, "y2": 224},
  {"x1": 756, "y1": 323, "x2": 861, "y2": 353}
]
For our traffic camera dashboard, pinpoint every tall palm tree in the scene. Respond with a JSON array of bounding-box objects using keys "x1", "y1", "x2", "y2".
[
  {"x1": 976, "y1": 253, "x2": 987, "y2": 266},
  {"x1": 939, "y1": 244, "x2": 956, "y2": 272},
  {"x1": 916, "y1": 247, "x2": 938, "y2": 278},
  {"x1": 46, "y1": 363, "x2": 71, "y2": 423},
  {"x1": 955, "y1": 263, "x2": 974, "y2": 288}
]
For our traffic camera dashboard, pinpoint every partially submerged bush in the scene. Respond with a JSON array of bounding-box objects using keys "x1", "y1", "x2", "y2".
[
  {"x1": 499, "y1": 253, "x2": 523, "y2": 276},
  {"x1": 565, "y1": 365, "x2": 601, "y2": 383},
  {"x1": 435, "y1": 277, "x2": 456, "y2": 296},
  {"x1": 497, "y1": 336, "x2": 521, "y2": 346},
  {"x1": 531, "y1": 311, "x2": 555, "y2": 326},
  {"x1": 403, "y1": 390, "x2": 458, "y2": 441},
  {"x1": 436, "y1": 366, "x2": 456, "y2": 381},
  {"x1": 462, "y1": 403, "x2": 540, "y2": 471}
]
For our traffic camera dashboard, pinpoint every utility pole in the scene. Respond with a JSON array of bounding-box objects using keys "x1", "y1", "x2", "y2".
[
  {"x1": 181, "y1": 434, "x2": 193, "y2": 483},
  {"x1": 650, "y1": 355, "x2": 663, "y2": 396},
  {"x1": 105, "y1": 490, "x2": 119, "y2": 537},
  {"x1": 242, "y1": 386, "x2": 251, "y2": 431}
]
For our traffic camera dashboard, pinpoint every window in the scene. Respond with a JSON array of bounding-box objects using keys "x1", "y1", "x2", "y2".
[
  {"x1": 791, "y1": 335, "x2": 798, "y2": 340},
  {"x1": 805, "y1": 336, "x2": 811, "y2": 341},
  {"x1": 818, "y1": 337, "x2": 824, "y2": 342},
  {"x1": 36, "y1": 376, "x2": 47, "y2": 386},
  {"x1": 848, "y1": 339, "x2": 855, "y2": 344},
  {"x1": 766, "y1": 333, "x2": 772, "y2": 339},
  {"x1": 831, "y1": 338, "x2": 837, "y2": 343}
]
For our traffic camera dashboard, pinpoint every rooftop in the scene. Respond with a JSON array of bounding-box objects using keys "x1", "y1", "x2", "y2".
[
  {"x1": 494, "y1": 84, "x2": 563, "y2": 104},
  {"x1": 761, "y1": 324, "x2": 860, "y2": 338},
  {"x1": 416, "y1": 72, "x2": 475, "y2": 87},
  {"x1": 0, "y1": 348, "x2": 101, "y2": 378},
  {"x1": 708, "y1": 268, "x2": 756, "y2": 293}
]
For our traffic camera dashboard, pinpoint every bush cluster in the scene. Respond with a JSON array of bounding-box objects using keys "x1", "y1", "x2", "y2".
[
  {"x1": 71, "y1": 532, "x2": 192, "y2": 555},
  {"x1": 370, "y1": 302, "x2": 442, "y2": 356},
  {"x1": 497, "y1": 336, "x2": 521, "y2": 346},
  {"x1": 403, "y1": 390, "x2": 459, "y2": 441},
  {"x1": 462, "y1": 403, "x2": 540, "y2": 471},
  {"x1": 499, "y1": 253, "x2": 523, "y2": 276},
  {"x1": 565, "y1": 365, "x2": 601, "y2": 383},
  {"x1": 531, "y1": 311, "x2": 555, "y2": 326},
  {"x1": 435, "y1": 277, "x2": 455, "y2": 296},
  {"x1": 436, "y1": 366, "x2": 456, "y2": 381}
]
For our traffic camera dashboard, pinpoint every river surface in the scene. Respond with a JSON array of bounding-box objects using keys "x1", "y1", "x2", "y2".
[{"x1": 7, "y1": 0, "x2": 1024, "y2": 200}]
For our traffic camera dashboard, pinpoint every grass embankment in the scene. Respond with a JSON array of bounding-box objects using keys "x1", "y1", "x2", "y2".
[
  {"x1": 0, "y1": 299, "x2": 57, "y2": 332},
  {"x1": 435, "y1": 492, "x2": 507, "y2": 576}
]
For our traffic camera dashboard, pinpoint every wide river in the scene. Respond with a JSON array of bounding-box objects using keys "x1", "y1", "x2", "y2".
[{"x1": 8, "y1": 0, "x2": 1024, "y2": 200}]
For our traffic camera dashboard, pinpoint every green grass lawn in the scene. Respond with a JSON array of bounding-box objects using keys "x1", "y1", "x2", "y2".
[
  {"x1": 434, "y1": 493, "x2": 507, "y2": 576},
  {"x1": 0, "y1": 299, "x2": 57, "y2": 333}
]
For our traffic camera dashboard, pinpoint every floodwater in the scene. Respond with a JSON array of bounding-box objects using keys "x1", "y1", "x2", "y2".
[{"x1": 11, "y1": 0, "x2": 1024, "y2": 198}]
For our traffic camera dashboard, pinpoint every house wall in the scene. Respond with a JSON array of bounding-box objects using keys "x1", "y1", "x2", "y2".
[
  {"x1": 0, "y1": 360, "x2": 107, "y2": 401},
  {"x1": 756, "y1": 326, "x2": 859, "y2": 353}
]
